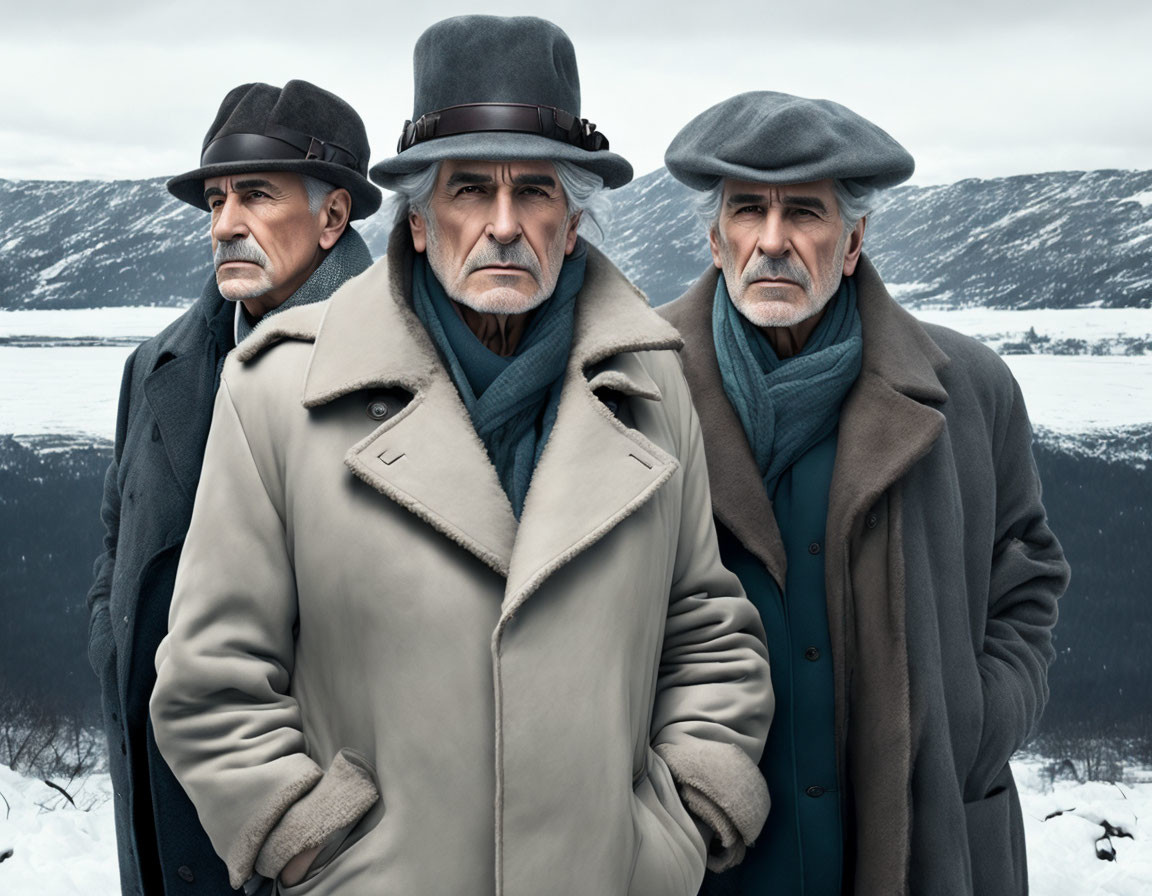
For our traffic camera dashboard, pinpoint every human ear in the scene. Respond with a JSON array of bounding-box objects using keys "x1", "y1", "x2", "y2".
[
  {"x1": 842, "y1": 217, "x2": 866, "y2": 276},
  {"x1": 409, "y1": 210, "x2": 427, "y2": 252},
  {"x1": 564, "y1": 210, "x2": 582, "y2": 254},
  {"x1": 708, "y1": 226, "x2": 724, "y2": 270},
  {"x1": 318, "y1": 189, "x2": 352, "y2": 250}
]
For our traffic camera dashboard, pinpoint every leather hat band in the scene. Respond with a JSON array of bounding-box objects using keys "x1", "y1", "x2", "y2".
[
  {"x1": 201, "y1": 124, "x2": 360, "y2": 170},
  {"x1": 397, "y1": 102, "x2": 610, "y2": 154}
]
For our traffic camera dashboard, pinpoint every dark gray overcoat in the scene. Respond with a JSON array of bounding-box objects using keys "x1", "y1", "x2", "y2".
[
  {"x1": 87, "y1": 231, "x2": 371, "y2": 895},
  {"x1": 87, "y1": 275, "x2": 235, "y2": 895},
  {"x1": 660, "y1": 258, "x2": 1069, "y2": 895}
]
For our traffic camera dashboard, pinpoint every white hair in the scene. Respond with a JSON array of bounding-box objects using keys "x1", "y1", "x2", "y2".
[
  {"x1": 696, "y1": 177, "x2": 880, "y2": 238},
  {"x1": 389, "y1": 160, "x2": 610, "y2": 243},
  {"x1": 300, "y1": 174, "x2": 336, "y2": 215}
]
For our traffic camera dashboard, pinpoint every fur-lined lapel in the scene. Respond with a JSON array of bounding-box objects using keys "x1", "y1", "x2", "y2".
[
  {"x1": 296, "y1": 228, "x2": 683, "y2": 587},
  {"x1": 826, "y1": 255, "x2": 949, "y2": 546},
  {"x1": 303, "y1": 233, "x2": 517, "y2": 576},
  {"x1": 503, "y1": 246, "x2": 683, "y2": 616}
]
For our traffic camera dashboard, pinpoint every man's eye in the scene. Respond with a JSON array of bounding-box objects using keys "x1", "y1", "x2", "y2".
[
  {"x1": 457, "y1": 185, "x2": 485, "y2": 195},
  {"x1": 520, "y1": 187, "x2": 547, "y2": 197},
  {"x1": 735, "y1": 205, "x2": 763, "y2": 215},
  {"x1": 246, "y1": 191, "x2": 268, "y2": 200}
]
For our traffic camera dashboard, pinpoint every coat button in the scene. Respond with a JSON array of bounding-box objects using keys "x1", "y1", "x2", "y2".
[
  {"x1": 865, "y1": 512, "x2": 879, "y2": 529},
  {"x1": 367, "y1": 399, "x2": 389, "y2": 420},
  {"x1": 177, "y1": 865, "x2": 194, "y2": 883},
  {"x1": 808, "y1": 541, "x2": 821, "y2": 555},
  {"x1": 804, "y1": 646, "x2": 821, "y2": 662},
  {"x1": 805, "y1": 785, "x2": 825, "y2": 798}
]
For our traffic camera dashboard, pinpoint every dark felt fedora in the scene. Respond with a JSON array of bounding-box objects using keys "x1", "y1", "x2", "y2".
[
  {"x1": 168, "y1": 79, "x2": 382, "y2": 220},
  {"x1": 665, "y1": 91, "x2": 915, "y2": 193},
  {"x1": 370, "y1": 15, "x2": 632, "y2": 190}
]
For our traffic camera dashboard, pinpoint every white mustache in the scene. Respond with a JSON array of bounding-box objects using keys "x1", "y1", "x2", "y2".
[
  {"x1": 461, "y1": 241, "x2": 542, "y2": 281},
  {"x1": 214, "y1": 236, "x2": 270, "y2": 269},
  {"x1": 742, "y1": 257, "x2": 811, "y2": 289}
]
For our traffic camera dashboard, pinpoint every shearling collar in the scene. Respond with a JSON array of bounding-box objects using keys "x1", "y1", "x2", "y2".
[
  {"x1": 300, "y1": 224, "x2": 682, "y2": 407},
  {"x1": 660, "y1": 253, "x2": 950, "y2": 583}
]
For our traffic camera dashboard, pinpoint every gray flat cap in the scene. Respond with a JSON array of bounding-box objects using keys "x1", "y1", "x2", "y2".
[
  {"x1": 370, "y1": 15, "x2": 632, "y2": 190},
  {"x1": 665, "y1": 91, "x2": 914, "y2": 192}
]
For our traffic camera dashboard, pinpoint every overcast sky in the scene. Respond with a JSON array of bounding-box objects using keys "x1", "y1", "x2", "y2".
[{"x1": 2, "y1": 0, "x2": 1150, "y2": 185}]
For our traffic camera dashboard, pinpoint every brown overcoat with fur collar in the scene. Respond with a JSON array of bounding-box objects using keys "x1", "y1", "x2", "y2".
[
  {"x1": 150, "y1": 235, "x2": 773, "y2": 896},
  {"x1": 660, "y1": 258, "x2": 1068, "y2": 896}
]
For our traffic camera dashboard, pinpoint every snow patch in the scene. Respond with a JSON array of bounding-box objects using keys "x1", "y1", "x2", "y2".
[
  {"x1": 0, "y1": 763, "x2": 119, "y2": 896},
  {"x1": 1120, "y1": 190, "x2": 1152, "y2": 208}
]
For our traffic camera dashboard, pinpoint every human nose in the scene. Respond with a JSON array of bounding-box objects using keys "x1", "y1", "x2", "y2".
[
  {"x1": 211, "y1": 193, "x2": 248, "y2": 243},
  {"x1": 486, "y1": 191, "x2": 522, "y2": 244},
  {"x1": 756, "y1": 210, "x2": 790, "y2": 257}
]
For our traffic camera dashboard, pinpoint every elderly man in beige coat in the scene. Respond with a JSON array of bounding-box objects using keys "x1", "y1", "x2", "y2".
[{"x1": 150, "y1": 16, "x2": 772, "y2": 896}]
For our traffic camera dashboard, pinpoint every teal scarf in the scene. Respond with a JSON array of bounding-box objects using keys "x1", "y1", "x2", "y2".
[
  {"x1": 713, "y1": 275, "x2": 863, "y2": 495},
  {"x1": 412, "y1": 242, "x2": 587, "y2": 517}
]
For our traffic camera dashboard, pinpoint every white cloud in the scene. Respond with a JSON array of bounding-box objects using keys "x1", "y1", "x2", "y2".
[{"x1": 1, "y1": 0, "x2": 1150, "y2": 183}]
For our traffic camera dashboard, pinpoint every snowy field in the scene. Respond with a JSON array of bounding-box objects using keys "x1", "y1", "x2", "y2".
[
  {"x1": 0, "y1": 307, "x2": 187, "y2": 343},
  {"x1": 912, "y1": 307, "x2": 1152, "y2": 348},
  {"x1": 0, "y1": 756, "x2": 1146, "y2": 895},
  {"x1": 0, "y1": 346, "x2": 136, "y2": 439},
  {"x1": 3, "y1": 307, "x2": 1151, "y2": 443}
]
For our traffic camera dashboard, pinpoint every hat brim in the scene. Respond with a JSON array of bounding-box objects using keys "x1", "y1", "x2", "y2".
[
  {"x1": 665, "y1": 159, "x2": 915, "y2": 193},
  {"x1": 368, "y1": 132, "x2": 633, "y2": 190},
  {"x1": 167, "y1": 159, "x2": 383, "y2": 220}
]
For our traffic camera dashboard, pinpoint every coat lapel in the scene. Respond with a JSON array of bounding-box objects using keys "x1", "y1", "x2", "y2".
[
  {"x1": 502, "y1": 245, "x2": 685, "y2": 613},
  {"x1": 142, "y1": 281, "x2": 225, "y2": 504},
  {"x1": 660, "y1": 269, "x2": 787, "y2": 590},
  {"x1": 303, "y1": 235, "x2": 519, "y2": 576},
  {"x1": 302, "y1": 229, "x2": 684, "y2": 599},
  {"x1": 826, "y1": 256, "x2": 950, "y2": 544}
]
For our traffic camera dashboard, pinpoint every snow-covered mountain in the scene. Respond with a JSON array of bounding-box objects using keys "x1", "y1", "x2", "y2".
[
  {"x1": 0, "y1": 178, "x2": 397, "y2": 309},
  {"x1": 2, "y1": 169, "x2": 1150, "y2": 310},
  {"x1": 607, "y1": 168, "x2": 1152, "y2": 308}
]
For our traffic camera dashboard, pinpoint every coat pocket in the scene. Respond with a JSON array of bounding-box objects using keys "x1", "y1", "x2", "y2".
[
  {"x1": 262, "y1": 749, "x2": 383, "y2": 893},
  {"x1": 963, "y1": 765, "x2": 1027, "y2": 896},
  {"x1": 628, "y1": 747, "x2": 706, "y2": 896}
]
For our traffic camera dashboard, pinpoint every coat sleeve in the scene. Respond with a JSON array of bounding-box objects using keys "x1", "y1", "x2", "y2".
[
  {"x1": 86, "y1": 351, "x2": 135, "y2": 677},
  {"x1": 968, "y1": 374, "x2": 1068, "y2": 800},
  {"x1": 150, "y1": 378, "x2": 379, "y2": 890},
  {"x1": 648, "y1": 359, "x2": 774, "y2": 872}
]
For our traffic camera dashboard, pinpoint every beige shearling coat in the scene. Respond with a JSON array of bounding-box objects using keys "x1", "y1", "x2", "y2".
[{"x1": 150, "y1": 236, "x2": 773, "y2": 896}]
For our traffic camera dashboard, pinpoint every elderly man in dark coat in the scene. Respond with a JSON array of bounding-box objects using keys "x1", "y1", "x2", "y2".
[
  {"x1": 659, "y1": 92, "x2": 1069, "y2": 896},
  {"x1": 85, "y1": 79, "x2": 380, "y2": 895}
]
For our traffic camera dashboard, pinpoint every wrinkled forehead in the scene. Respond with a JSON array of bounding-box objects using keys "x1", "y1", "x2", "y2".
[
  {"x1": 437, "y1": 158, "x2": 560, "y2": 186},
  {"x1": 202, "y1": 171, "x2": 304, "y2": 197},
  {"x1": 721, "y1": 177, "x2": 837, "y2": 204}
]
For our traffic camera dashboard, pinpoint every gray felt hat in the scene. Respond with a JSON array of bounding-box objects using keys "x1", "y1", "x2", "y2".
[
  {"x1": 369, "y1": 15, "x2": 633, "y2": 190},
  {"x1": 168, "y1": 79, "x2": 382, "y2": 220},
  {"x1": 665, "y1": 91, "x2": 914, "y2": 192}
]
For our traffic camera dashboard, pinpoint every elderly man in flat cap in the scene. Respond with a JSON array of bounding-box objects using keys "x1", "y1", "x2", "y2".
[
  {"x1": 86, "y1": 79, "x2": 380, "y2": 895},
  {"x1": 659, "y1": 92, "x2": 1069, "y2": 896},
  {"x1": 149, "y1": 16, "x2": 772, "y2": 896}
]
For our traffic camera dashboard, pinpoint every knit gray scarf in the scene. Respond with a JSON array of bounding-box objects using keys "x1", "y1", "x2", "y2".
[
  {"x1": 713, "y1": 275, "x2": 862, "y2": 495},
  {"x1": 411, "y1": 242, "x2": 588, "y2": 518},
  {"x1": 234, "y1": 227, "x2": 373, "y2": 343}
]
